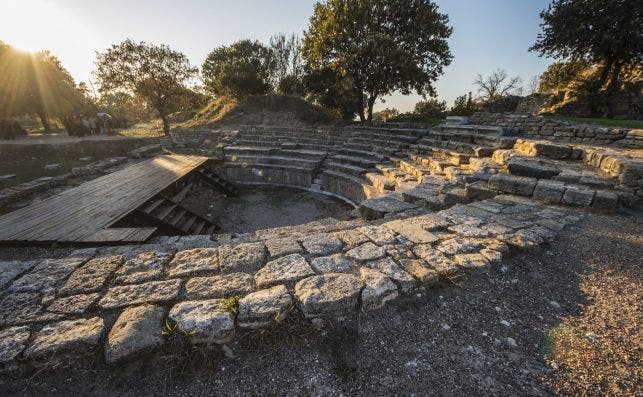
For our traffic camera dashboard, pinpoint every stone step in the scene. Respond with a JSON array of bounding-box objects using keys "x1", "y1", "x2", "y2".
[
  {"x1": 333, "y1": 147, "x2": 386, "y2": 162},
  {"x1": 351, "y1": 126, "x2": 428, "y2": 138},
  {"x1": 324, "y1": 161, "x2": 368, "y2": 176},
  {"x1": 224, "y1": 155, "x2": 321, "y2": 169},
  {"x1": 320, "y1": 170, "x2": 380, "y2": 204},
  {"x1": 350, "y1": 131, "x2": 418, "y2": 143},
  {"x1": 364, "y1": 172, "x2": 396, "y2": 193},
  {"x1": 330, "y1": 154, "x2": 379, "y2": 168},
  {"x1": 350, "y1": 136, "x2": 409, "y2": 149}
]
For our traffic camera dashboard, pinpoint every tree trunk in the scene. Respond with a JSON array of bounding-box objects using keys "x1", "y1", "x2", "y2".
[
  {"x1": 37, "y1": 111, "x2": 51, "y2": 134},
  {"x1": 596, "y1": 59, "x2": 613, "y2": 92},
  {"x1": 604, "y1": 62, "x2": 623, "y2": 119},
  {"x1": 366, "y1": 95, "x2": 376, "y2": 122},
  {"x1": 161, "y1": 114, "x2": 170, "y2": 136}
]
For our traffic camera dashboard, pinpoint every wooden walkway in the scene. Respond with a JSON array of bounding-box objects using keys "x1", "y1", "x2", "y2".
[{"x1": 0, "y1": 154, "x2": 210, "y2": 244}]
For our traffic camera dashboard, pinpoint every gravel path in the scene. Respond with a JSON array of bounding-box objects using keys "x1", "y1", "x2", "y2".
[{"x1": 1, "y1": 210, "x2": 641, "y2": 396}]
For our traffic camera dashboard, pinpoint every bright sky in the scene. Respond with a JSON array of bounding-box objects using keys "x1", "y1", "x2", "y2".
[{"x1": 0, "y1": 0, "x2": 554, "y2": 112}]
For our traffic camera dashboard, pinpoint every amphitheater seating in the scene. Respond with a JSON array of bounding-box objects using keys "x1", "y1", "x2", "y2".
[{"x1": 211, "y1": 122, "x2": 640, "y2": 214}]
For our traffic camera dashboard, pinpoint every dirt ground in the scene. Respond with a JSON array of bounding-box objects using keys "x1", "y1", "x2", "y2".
[
  {"x1": 0, "y1": 210, "x2": 641, "y2": 396},
  {"x1": 181, "y1": 185, "x2": 354, "y2": 234}
]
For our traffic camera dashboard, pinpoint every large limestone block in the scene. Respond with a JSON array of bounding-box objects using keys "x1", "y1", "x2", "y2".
[
  {"x1": 168, "y1": 299, "x2": 235, "y2": 344},
  {"x1": 105, "y1": 304, "x2": 165, "y2": 363},
  {"x1": 25, "y1": 317, "x2": 105, "y2": 358},
  {"x1": 237, "y1": 285, "x2": 293, "y2": 329},
  {"x1": 294, "y1": 274, "x2": 362, "y2": 318}
]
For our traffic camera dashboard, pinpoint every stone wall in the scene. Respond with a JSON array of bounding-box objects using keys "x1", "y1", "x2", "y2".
[{"x1": 468, "y1": 112, "x2": 639, "y2": 147}]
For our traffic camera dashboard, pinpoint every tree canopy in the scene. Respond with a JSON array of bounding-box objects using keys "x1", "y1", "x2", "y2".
[
  {"x1": 473, "y1": 69, "x2": 522, "y2": 102},
  {"x1": 301, "y1": 0, "x2": 452, "y2": 121},
  {"x1": 0, "y1": 41, "x2": 91, "y2": 133},
  {"x1": 94, "y1": 39, "x2": 198, "y2": 135},
  {"x1": 202, "y1": 40, "x2": 274, "y2": 98},
  {"x1": 530, "y1": 0, "x2": 643, "y2": 116}
]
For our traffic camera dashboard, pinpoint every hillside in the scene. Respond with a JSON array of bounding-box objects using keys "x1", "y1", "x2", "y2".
[{"x1": 182, "y1": 94, "x2": 337, "y2": 128}]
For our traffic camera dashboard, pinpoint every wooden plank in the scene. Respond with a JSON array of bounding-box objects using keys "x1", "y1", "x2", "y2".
[{"x1": 0, "y1": 154, "x2": 208, "y2": 244}]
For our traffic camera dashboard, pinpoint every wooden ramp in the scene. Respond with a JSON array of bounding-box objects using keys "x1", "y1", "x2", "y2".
[{"x1": 0, "y1": 154, "x2": 210, "y2": 244}]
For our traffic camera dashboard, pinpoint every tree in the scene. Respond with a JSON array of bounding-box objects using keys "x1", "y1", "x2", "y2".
[
  {"x1": 302, "y1": 0, "x2": 452, "y2": 121},
  {"x1": 202, "y1": 40, "x2": 273, "y2": 98},
  {"x1": 473, "y1": 69, "x2": 522, "y2": 102},
  {"x1": 302, "y1": 66, "x2": 361, "y2": 120},
  {"x1": 530, "y1": 0, "x2": 643, "y2": 117},
  {"x1": 414, "y1": 98, "x2": 447, "y2": 117},
  {"x1": 538, "y1": 60, "x2": 593, "y2": 92},
  {"x1": 268, "y1": 33, "x2": 305, "y2": 94},
  {"x1": 0, "y1": 42, "x2": 90, "y2": 133},
  {"x1": 94, "y1": 39, "x2": 198, "y2": 135},
  {"x1": 450, "y1": 92, "x2": 478, "y2": 116}
]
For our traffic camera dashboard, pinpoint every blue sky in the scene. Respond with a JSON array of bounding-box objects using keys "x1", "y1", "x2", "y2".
[{"x1": 0, "y1": 0, "x2": 554, "y2": 112}]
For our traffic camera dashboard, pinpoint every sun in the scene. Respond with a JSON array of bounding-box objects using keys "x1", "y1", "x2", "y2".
[{"x1": 0, "y1": 1, "x2": 80, "y2": 53}]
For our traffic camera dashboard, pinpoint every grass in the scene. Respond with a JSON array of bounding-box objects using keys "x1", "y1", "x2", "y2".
[
  {"x1": 543, "y1": 115, "x2": 643, "y2": 129},
  {"x1": 116, "y1": 120, "x2": 166, "y2": 138}
]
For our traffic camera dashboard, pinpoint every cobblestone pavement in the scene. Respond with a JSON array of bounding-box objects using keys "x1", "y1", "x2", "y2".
[{"x1": 0, "y1": 195, "x2": 582, "y2": 370}]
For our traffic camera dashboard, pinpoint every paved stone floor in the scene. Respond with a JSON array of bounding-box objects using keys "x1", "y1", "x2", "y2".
[{"x1": 0, "y1": 194, "x2": 583, "y2": 371}]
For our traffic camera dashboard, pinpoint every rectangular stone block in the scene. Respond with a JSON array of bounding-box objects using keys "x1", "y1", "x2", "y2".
[
  {"x1": 533, "y1": 180, "x2": 566, "y2": 204},
  {"x1": 488, "y1": 174, "x2": 537, "y2": 196},
  {"x1": 562, "y1": 186, "x2": 595, "y2": 206},
  {"x1": 592, "y1": 190, "x2": 618, "y2": 211}
]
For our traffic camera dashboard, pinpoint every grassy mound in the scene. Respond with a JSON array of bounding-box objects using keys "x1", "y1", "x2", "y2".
[{"x1": 182, "y1": 94, "x2": 336, "y2": 128}]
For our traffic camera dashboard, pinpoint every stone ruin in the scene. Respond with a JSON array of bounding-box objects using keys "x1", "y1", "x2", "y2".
[{"x1": 0, "y1": 116, "x2": 641, "y2": 368}]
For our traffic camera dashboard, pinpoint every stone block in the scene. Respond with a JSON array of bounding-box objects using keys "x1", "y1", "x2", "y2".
[
  {"x1": 99, "y1": 280, "x2": 182, "y2": 310},
  {"x1": 310, "y1": 254, "x2": 354, "y2": 273},
  {"x1": 0, "y1": 326, "x2": 30, "y2": 364},
  {"x1": 359, "y1": 267, "x2": 398, "y2": 310},
  {"x1": 359, "y1": 196, "x2": 417, "y2": 220},
  {"x1": 364, "y1": 257, "x2": 416, "y2": 292},
  {"x1": 59, "y1": 255, "x2": 123, "y2": 295},
  {"x1": 219, "y1": 242, "x2": 267, "y2": 274},
  {"x1": 300, "y1": 234, "x2": 343, "y2": 256},
  {"x1": 25, "y1": 317, "x2": 104, "y2": 358},
  {"x1": 237, "y1": 285, "x2": 293, "y2": 329},
  {"x1": 533, "y1": 180, "x2": 566, "y2": 204},
  {"x1": 487, "y1": 174, "x2": 537, "y2": 196},
  {"x1": 167, "y1": 248, "x2": 218, "y2": 277},
  {"x1": 185, "y1": 273, "x2": 255, "y2": 299},
  {"x1": 265, "y1": 238, "x2": 302, "y2": 258},
  {"x1": 345, "y1": 242, "x2": 386, "y2": 262},
  {"x1": 105, "y1": 304, "x2": 165, "y2": 363},
  {"x1": 562, "y1": 186, "x2": 595, "y2": 206},
  {"x1": 168, "y1": 300, "x2": 235, "y2": 344},
  {"x1": 114, "y1": 251, "x2": 172, "y2": 284},
  {"x1": 294, "y1": 274, "x2": 362, "y2": 318},
  {"x1": 254, "y1": 254, "x2": 315, "y2": 288},
  {"x1": 592, "y1": 190, "x2": 619, "y2": 211}
]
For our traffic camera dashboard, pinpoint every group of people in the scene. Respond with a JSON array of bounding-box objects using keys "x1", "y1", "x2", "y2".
[{"x1": 66, "y1": 112, "x2": 114, "y2": 137}]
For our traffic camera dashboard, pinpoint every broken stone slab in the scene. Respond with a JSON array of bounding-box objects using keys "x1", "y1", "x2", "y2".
[
  {"x1": 465, "y1": 181, "x2": 497, "y2": 200},
  {"x1": 398, "y1": 259, "x2": 439, "y2": 285},
  {"x1": 487, "y1": 174, "x2": 537, "y2": 196},
  {"x1": 359, "y1": 196, "x2": 418, "y2": 220},
  {"x1": 168, "y1": 299, "x2": 235, "y2": 344},
  {"x1": 359, "y1": 267, "x2": 398, "y2": 310},
  {"x1": 99, "y1": 279, "x2": 182, "y2": 310},
  {"x1": 300, "y1": 234, "x2": 343, "y2": 256},
  {"x1": 345, "y1": 242, "x2": 386, "y2": 262},
  {"x1": 167, "y1": 248, "x2": 218, "y2": 277},
  {"x1": 265, "y1": 238, "x2": 303, "y2": 258},
  {"x1": 114, "y1": 251, "x2": 172, "y2": 284},
  {"x1": 218, "y1": 242, "x2": 267, "y2": 274},
  {"x1": 25, "y1": 317, "x2": 105, "y2": 359},
  {"x1": 0, "y1": 326, "x2": 30, "y2": 365},
  {"x1": 364, "y1": 257, "x2": 416, "y2": 292},
  {"x1": 532, "y1": 180, "x2": 566, "y2": 204},
  {"x1": 59, "y1": 255, "x2": 124, "y2": 296},
  {"x1": 294, "y1": 273, "x2": 363, "y2": 318},
  {"x1": 9, "y1": 257, "x2": 87, "y2": 293},
  {"x1": 562, "y1": 186, "x2": 595, "y2": 206},
  {"x1": 358, "y1": 225, "x2": 398, "y2": 245},
  {"x1": 105, "y1": 304, "x2": 165, "y2": 364},
  {"x1": 0, "y1": 260, "x2": 38, "y2": 291},
  {"x1": 310, "y1": 254, "x2": 354, "y2": 273},
  {"x1": 254, "y1": 254, "x2": 315, "y2": 288},
  {"x1": 48, "y1": 293, "x2": 100, "y2": 314},
  {"x1": 185, "y1": 273, "x2": 255, "y2": 300},
  {"x1": 454, "y1": 253, "x2": 490, "y2": 269},
  {"x1": 237, "y1": 285, "x2": 293, "y2": 329}
]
